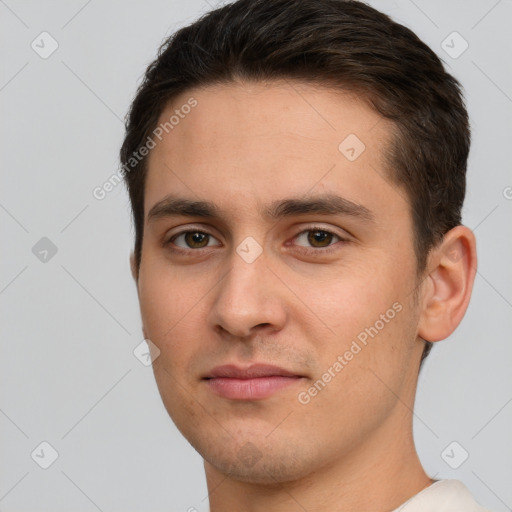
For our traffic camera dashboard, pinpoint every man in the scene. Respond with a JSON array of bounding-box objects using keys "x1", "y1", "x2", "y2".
[{"x1": 121, "y1": 0, "x2": 490, "y2": 510}]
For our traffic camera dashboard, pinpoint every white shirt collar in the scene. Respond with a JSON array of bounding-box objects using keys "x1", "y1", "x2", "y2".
[{"x1": 390, "y1": 479, "x2": 492, "y2": 512}]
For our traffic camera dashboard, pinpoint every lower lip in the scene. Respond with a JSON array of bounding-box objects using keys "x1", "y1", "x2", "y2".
[{"x1": 205, "y1": 376, "x2": 302, "y2": 400}]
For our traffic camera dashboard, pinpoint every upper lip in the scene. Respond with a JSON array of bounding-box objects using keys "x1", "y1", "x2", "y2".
[{"x1": 204, "y1": 364, "x2": 302, "y2": 379}]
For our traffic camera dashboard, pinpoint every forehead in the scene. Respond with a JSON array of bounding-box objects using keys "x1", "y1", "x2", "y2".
[{"x1": 144, "y1": 80, "x2": 407, "y2": 226}]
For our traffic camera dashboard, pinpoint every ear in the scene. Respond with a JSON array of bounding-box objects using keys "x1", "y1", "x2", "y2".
[
  {"x1": 129, "y1": 252, "x2": 148, "y2": 338},
  {"x1": 130, "y1": 251, "x2": 138, "y2": 282},
  {"x1": 417, "y1": 225, "x2": 477, "y2": 342}
]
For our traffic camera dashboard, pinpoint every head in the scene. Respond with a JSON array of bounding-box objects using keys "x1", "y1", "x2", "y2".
[{"x1": 121, "y1": 0, "x2": 476, "y2": 485}]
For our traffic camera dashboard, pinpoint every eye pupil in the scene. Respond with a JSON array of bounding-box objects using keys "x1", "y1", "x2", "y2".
[
  {"x1": 308, "y1": 230, "x2": 332, "y2": 247},
  {"x1": 185, "y1": 232, "x2": 208, "y2": 248}
]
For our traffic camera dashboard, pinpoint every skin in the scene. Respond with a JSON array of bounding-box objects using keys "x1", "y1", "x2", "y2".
[{"x1": 130, "y1": 80, "x2": 477, "y2": 512}]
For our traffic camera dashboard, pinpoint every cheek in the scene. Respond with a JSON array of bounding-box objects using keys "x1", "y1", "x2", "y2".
[
  {"x1": 300, "y1": 268, "x2": 403, "y2": 345},
  {"x1": 137, "y1": 269, "x2": 199, "y2": 369},
  {"x1": 151, "y1": 360, "x2": 205, "y2": 442},
  {"x1": 138, "y1": 270, "x2": 206, "y2": 420},
  {"x1": 294, "y1": 263, "x2": 418, "y2": 407},
  {"x1": 138, "y1": 258, "x2": 197, "y2": 331},
  {"x1": 294, "y1": 301, "x2": 416, "y2": 444}
]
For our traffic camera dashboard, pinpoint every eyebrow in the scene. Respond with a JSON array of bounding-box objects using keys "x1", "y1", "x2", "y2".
[{"x1": 147, "y1": 193, "x2": 375, "y2": 224}]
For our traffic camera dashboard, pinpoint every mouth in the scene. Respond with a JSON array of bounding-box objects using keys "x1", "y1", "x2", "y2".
[{"x1": 203, "y1": 364, "x2": 306, "y2": 400}]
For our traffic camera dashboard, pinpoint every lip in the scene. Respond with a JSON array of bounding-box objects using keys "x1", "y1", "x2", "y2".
[
  {"x1": 205, "y1": 364, "x2": 301, "y2": 379},
  {"x1": 203, "y1": 364, "x2": 305, "y2": 400}
]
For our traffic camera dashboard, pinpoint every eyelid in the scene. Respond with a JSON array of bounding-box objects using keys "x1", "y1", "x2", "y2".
[{"x1": 294, "y1": 224, "x2": 350, "y2": 240}]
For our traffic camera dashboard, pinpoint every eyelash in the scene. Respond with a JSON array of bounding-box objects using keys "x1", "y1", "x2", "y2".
[{"x1": 163, "y1": 225, "x2": 348, "y2": 256}]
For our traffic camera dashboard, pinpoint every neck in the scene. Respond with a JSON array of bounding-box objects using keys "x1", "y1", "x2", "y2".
[{"x1": 204, "y1": 401, "x2": 432, "y2": 512}]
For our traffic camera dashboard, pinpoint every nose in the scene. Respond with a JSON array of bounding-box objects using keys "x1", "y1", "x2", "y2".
[{"x1": 208, "y1": 246, "x2": 288, "y2": 339}]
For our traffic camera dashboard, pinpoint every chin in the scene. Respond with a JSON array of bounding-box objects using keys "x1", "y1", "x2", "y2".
[{"x1": 200, "y1": 436, "x2": 316, "y2": 485}]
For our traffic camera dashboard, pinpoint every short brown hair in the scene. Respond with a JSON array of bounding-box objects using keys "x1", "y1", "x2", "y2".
[{"x1": 120, "y1": 0, "x2": 471, "y2": 366}]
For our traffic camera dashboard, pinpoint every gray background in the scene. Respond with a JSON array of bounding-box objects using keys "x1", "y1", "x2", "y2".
[{"x1": 1, "y1": 0, "x2": 511, "y2": 510}]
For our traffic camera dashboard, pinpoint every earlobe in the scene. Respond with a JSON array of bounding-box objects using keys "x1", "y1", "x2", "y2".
[{"x1": 417, "y1": 226, "x2": 477, "y2": 342}]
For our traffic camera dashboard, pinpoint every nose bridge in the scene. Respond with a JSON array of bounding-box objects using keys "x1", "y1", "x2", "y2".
[{"x1": 209, "y1": 241, "x2": 286, "y2": 337}]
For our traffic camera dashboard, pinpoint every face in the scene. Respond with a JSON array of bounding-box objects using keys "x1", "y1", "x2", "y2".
[{"x1": 134, "y1": 80, "x2": 426, "y2": 484}]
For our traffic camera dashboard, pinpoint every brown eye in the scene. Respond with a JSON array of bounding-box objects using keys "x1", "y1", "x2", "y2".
[
  {"x1": 291, "y1": 226, "x2": 349, "y2": 256},
  {"x1": 184, "y1": 232, "x2": 209, "y2": 248},
  {"x1": 307, "y1": 230, "x2": 334, "y2": 248},
  {"x1": 168, "y1": 230, "x2": 220, "y2": 250},
  {"x1": 295, "y1": 229, "x2": 341, "y2": 249}
]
